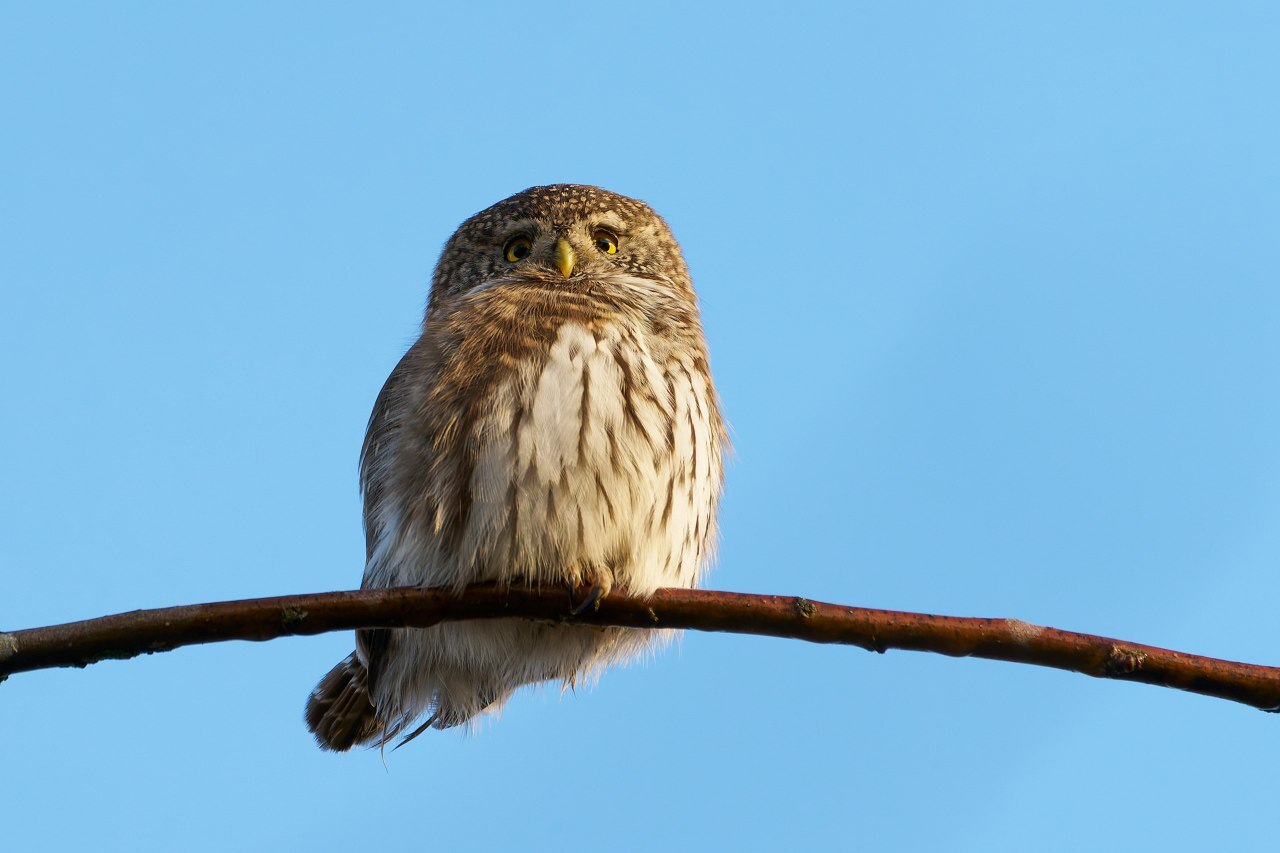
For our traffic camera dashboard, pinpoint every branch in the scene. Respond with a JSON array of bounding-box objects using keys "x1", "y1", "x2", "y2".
[{"x1": 2, "y1": 585, "x2": 1277, "y2": 712}]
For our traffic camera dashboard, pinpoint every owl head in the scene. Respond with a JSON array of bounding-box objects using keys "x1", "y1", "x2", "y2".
[{"x1": 427, "y1": 185, "x2": 693, "y2": 312}]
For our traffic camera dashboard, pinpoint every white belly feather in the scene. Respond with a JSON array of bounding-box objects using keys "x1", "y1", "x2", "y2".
[{"x1": 455, "y1": 320, "x2": 718, "y2": 593}]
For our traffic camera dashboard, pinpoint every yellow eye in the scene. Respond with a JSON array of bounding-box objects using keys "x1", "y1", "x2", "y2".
[
  {"x1": 504, "y1": 236, "x2": 532, "y2": 263},
  {"x1": 592, "y1": 228, "x2": 619, "y2": 255}
]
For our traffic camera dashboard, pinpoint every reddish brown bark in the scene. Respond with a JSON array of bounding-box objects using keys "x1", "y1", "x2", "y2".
[{"x1": 2, "y1": 585, "x2": 1277, "y2": 712}]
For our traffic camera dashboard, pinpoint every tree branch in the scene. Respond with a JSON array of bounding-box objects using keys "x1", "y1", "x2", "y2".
[{"x1": 2, "y1": 585, "x2": 1277, "y2": 712}]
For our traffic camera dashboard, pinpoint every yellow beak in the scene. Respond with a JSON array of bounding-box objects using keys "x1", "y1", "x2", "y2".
[{"x1": 554, "y1": 238, "x2": 576, "y2": 278}]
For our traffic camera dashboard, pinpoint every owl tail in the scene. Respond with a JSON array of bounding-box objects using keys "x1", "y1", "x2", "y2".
[{"x1": 305, "y1": 652, "x2": 385, "y2": 752}]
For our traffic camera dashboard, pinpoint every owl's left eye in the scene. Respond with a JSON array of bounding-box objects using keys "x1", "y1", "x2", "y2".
[
  {"x1": 504, "y1": 236, "x2": 532, "y2": 263},
  {"x1": 592, "y1": 228, "x2": 619, "y2": 255}
]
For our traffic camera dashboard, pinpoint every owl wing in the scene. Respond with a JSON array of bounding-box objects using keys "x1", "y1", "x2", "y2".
[
  {"x1": 359, "y1": 341, "x2": 417, "y2": 566},
  {"x1": 355, "y1": 336, "x2": 434, "y2": 697}
]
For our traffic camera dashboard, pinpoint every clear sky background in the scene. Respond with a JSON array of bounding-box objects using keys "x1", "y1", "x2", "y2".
[{"x1": 3, "y1": 3, "x2": 1279, "y2": 850}]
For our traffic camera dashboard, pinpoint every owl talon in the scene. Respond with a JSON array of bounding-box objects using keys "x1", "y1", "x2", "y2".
[
  {"x1": 569, "y1": 585, "x2": 608, "y2": 616},
  {"x1": 567, "y1": 565, "x2": 614, "y2": 615}
]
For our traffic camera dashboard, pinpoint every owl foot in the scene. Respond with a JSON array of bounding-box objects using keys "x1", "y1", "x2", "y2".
[{"x1": 567, "y1": 565, "x2": 614, "y2": 616}]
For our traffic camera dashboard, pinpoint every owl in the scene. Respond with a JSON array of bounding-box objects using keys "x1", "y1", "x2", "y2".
[{"x1": 305, "y1": 185, "x2": 726, "y2": 750}]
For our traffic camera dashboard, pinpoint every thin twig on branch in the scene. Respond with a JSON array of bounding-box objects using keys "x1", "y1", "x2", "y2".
[{"x1": 1, "y1": 585, "x2": 1277, "y2": 712}]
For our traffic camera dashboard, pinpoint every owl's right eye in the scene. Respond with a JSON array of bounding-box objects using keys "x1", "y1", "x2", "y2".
[{"x1": 504, "y1": 237, "x2": 533, "y2": 263}]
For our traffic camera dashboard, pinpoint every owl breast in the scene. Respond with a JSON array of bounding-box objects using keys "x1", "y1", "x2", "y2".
[
  {"x1": 368, "y1": 279, "x2": 723, "y2": 599},
  {"x1": 456, "y1": 319, "x2": 719, "y2": 593}
]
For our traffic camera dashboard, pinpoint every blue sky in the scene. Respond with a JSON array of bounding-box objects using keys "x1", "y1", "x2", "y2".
[{"x1": 3, "y1": 3, "x2": 1279, "y2": 850}]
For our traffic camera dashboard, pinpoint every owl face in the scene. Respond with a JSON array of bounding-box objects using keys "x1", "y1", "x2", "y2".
[{"x1": 428, "y1": 185, "x2": 692, "y2": 311}]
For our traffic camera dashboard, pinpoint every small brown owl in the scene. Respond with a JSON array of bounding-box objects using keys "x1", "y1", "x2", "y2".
[{"x1": 305, "y1": 185, "x2": 726, "y2": 750}]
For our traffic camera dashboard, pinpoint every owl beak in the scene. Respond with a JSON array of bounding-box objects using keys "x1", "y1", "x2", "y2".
[{"x1": 553, "y1": 238, "x2": 577, "y2": 278}]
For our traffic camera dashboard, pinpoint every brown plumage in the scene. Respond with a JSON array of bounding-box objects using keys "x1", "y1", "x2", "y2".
[{"x1": 305, "y1": 185, "x2": 726, "y2": 750}]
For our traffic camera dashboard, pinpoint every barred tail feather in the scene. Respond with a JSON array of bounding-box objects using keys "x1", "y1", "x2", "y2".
[{"x1": 305, "y1": 653, "x2": 385, "y2": 752}]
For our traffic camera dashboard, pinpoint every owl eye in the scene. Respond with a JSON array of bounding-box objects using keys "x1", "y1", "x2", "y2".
[
  {"x1": 592, "y1": 228, "x2": 619, "y2": 255},
  {"x1": 504, "y1": 236, "x2": 532, "y2": 263}
]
